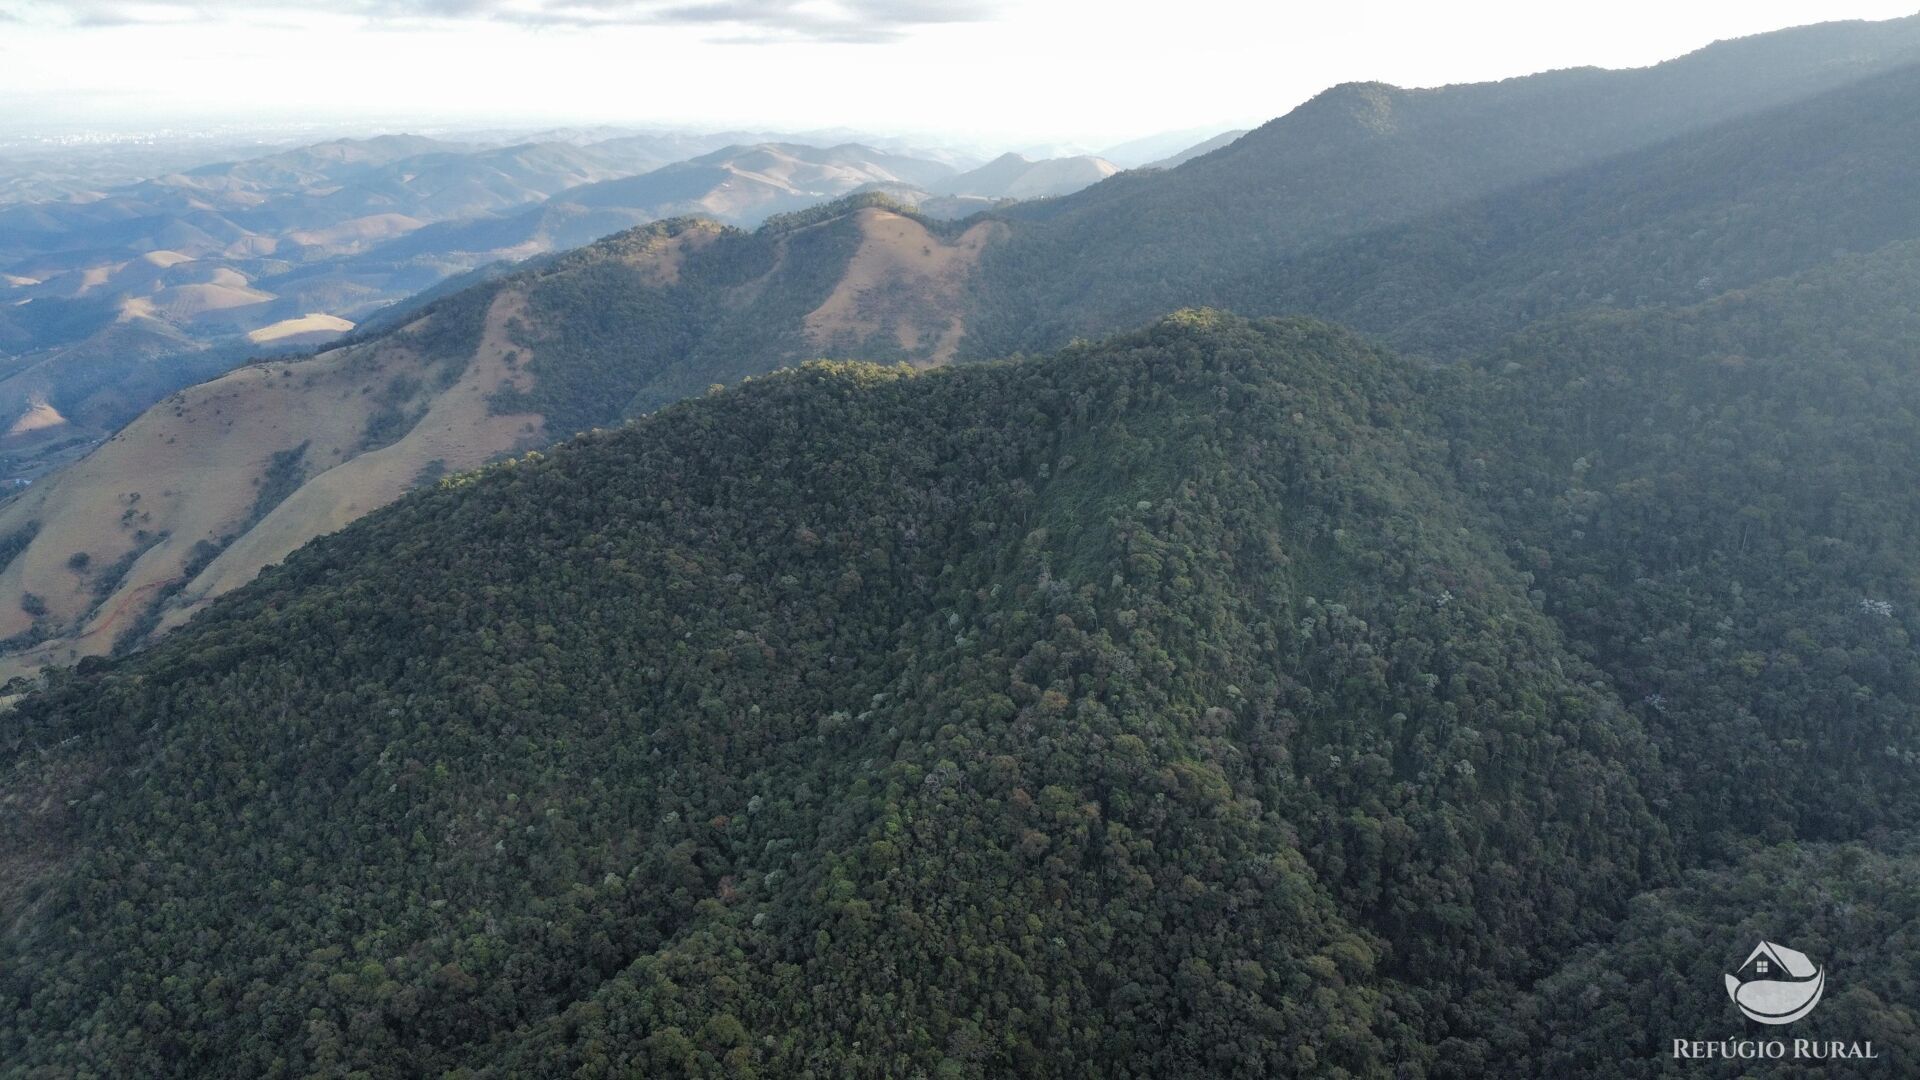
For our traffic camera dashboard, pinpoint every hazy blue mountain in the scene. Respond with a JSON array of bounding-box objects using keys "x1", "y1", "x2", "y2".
[
  {"x1": 963, "y1": 14, "x2": 1920, "y2": 353},
  {"x1": 933, "y1": 151, "x2": 1119, "y2": 200},
  {"x1": 968, "y1": 54, "x2": 1920, "y2": 359},
  {"x1": 1096, "y1": 124, "x2": 1241, "y2": 166},
  {"x1": 1142, "y1": 128, "x2": 1248, "y2": 168},
  {"x1": 551, "y1": 142, "x2": 956, "y2": 222},
  {"x1": 9, "y1": 13, "x2": 1920, "y2": 1078}
]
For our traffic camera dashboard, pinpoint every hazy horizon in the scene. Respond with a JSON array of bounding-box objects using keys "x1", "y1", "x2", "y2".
[
  {"x1": 11, "y1": 4, "x2": 1920, "y2": 1074},
  {"x1": 3, "y1": 1, "x2": 1916, "y2": 148}
]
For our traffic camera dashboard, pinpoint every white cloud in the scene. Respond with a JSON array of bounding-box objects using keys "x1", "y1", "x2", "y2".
[
  {"x1": 1, "y1": 0, "x2": 1915, "y2": 146},
  {"x1": 6, "y1": 0, "x2": 995, "y2": 41}
]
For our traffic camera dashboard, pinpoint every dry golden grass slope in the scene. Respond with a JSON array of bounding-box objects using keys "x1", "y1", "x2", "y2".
[
  {"x1": 4, "y1": 397, "x2": 67, "y2": 439},
  {"x1": 246, "y1": 313, "x2": 356, "y2": 346},
  {"x1": 0, "y1": 203, "x2": 1007, "y2": 679},
  {"x1": 167, "y1": 294, "x2": 539, "y2": 630},
  {"x1": 0, "y1": 291, "x2": 543, "y2": 679},
  {"x1": 804, "y1": 207, "x2": 1004, "y2": 365}
]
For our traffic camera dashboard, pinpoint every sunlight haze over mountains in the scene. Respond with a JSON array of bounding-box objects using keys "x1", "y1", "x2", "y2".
[
  {"x1": 2, "y1": 1, "x2": 1913, "y2": 143},
  {"x1": 8, "y1": 3, "x2": 1920, "y2": 1076}
]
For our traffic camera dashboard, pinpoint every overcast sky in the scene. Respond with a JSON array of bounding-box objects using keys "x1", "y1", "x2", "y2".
[{"x1": 1, "y1": 1, "x2": 1915, "y2": 146}]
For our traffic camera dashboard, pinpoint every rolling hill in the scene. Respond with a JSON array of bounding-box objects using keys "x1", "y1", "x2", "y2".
[
  {"x1": 932, "y1": 152, "x2": 1121, "y2": 200},
  {"x1": 0, "y1": 136, "x2": 966, "y2": 480},
  {"x1": 0, "y1": 313, "x2": 1676, "y2": 1075},
  {"x1": 8, "y1": 13, "x2": 1920, "y2": 1077},
  {"x1": 0, "y1": 201, "x2": 1002, "y2": 676},
  {"x1": 9, "y1": 17, "x2": 1920, "y2": 679},
  {"x1": 11, "y1": 262, "x2": 1920, "y2": 1070},
  {"x1": 554, "y1": 142, "x2": 957, "y2": 221},
  {"x1": 0, "y1": 135, "x2": 637, "y2": 467}
]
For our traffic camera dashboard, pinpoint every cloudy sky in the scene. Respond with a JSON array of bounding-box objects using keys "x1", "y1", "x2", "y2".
[{"x1": 1, "y1": 0, "x2": 1915, "y2": 145}]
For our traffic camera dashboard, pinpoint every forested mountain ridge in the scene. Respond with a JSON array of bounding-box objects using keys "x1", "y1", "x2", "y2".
[
  {"x1": 10, "y1": 16, "x2": 1920, "y2": 678},
  {"x1": 962, "y1": 21, "x2": 1920, "y2": 354},
  {"x1": 0, "y1": 136, "x2": 967, "y2": 479},
  {"x1": 10, "y1": 285, "x2": 1920, "y2": 1072},
  {"x1": 0, "y1": 200, "x2": 998, "y2": 677},
  {"x1": 1196, "y1": 59, "x2": 1920, "y2": 360},
  {"x1": 6, "y1": 12, "x2": 1920, "y2": 1077},
  {"x1": 0, "y1": 314, "x2": 1675, "y2": 1075}
]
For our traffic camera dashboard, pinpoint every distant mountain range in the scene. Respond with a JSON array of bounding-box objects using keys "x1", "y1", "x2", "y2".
[
  {"x1": 933, "y1": 152, "x2": 1120, "y2": 200},
  {"x1": 16, "y1": 14, "x2": 1920, "y2": 1073},
  {"x1": 1096, "y1": 124, "x2": 1245, "y2": 166},
  {"x1": 1143, "y1": 128, "x2": 1248, "y2": 168},
  {"x1": 0, "y1": 132, "x2": 1141, "y2": 478},
  {"x1": 6, "y1": 14, "x2": 1920, "y2": 680}
]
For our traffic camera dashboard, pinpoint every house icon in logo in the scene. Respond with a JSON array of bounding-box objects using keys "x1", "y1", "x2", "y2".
[{"x1": 1725, "y1": 941, "x2": 1825, "y2": 1025}]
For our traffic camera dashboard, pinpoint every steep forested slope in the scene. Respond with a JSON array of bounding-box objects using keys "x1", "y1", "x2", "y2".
[
  {"x1": 1209, "y1": 61, "x2": 1920, "y2": 359},
  {"x1": 1501, "y1": 841, "x2": 1920, "y2": 1076},
  {"x1": 963, "y1": 15, "x2": 1920, "y2": 351},
  {"x1": 1432, "y1": 241, "x2": 1920, "y2": 1076},
  {"x1": 13, "y1": 17, "x2": 1920, "y2": 679},
  {"x1": 969, "y1": 54, "x2": 1920, "y2": 358},
  {"x1": 1, "y1": 315, "x2": 1670, "y2": 1076},
  {"x1": 1455, "y1": 240, "x2": 1920, "y2": 850}
]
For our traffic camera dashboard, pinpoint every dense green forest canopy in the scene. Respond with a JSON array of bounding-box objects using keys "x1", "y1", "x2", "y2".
[
  {"x1": 7, "y1": 289, "x2": 1920, "y2": 1073},
  {"x1": 9, "y1": 17, "x2": 1920, "y2": 1079},
  {"x1": 0, "y1": 316, "x2": 1666, "y2": 1075}
]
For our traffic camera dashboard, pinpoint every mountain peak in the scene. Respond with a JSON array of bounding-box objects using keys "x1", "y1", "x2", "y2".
[{"x1": 1283, "y1": 81, "x2": 1404, "y2": 136}]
